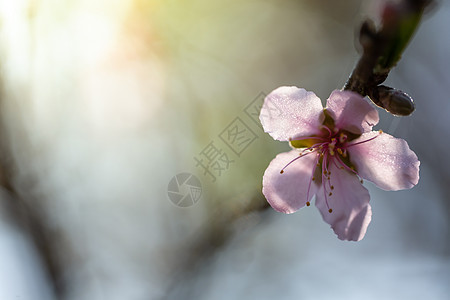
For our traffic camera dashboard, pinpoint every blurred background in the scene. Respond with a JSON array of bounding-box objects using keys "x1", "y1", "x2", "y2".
[{"x1": 0, "y1": 0, "x2": 449, "y2": 299}]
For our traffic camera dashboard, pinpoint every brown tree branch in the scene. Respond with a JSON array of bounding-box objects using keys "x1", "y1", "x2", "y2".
[{"x1": 344, "y1": 0, "x2": 433, "y2": 116}]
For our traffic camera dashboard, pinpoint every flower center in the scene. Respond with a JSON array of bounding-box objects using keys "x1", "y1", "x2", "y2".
[{"x1": 280, "y1": 127, "x2": 383, "y2": 213}]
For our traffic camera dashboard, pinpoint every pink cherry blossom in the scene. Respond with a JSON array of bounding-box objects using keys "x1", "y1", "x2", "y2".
[{"x1": 260, "y1": 87, "x2": 420, "y2": 241}]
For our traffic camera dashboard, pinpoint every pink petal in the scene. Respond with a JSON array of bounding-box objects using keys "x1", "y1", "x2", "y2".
[
  {"x1": 262, "y1": 150, "x2": 319, "y2": 214},
  {"x1": 260, "y1": 87, "x2": 324, "y2": 141},
  {"x1": 326, "y1": 90, "x2": 379, "y2": 134},
  {"x1": 347, "y1": 131, "x2": 420, "y2": 191},
  {"x1": 315, "y1": 163, "x2": 372, "y2": 241}
]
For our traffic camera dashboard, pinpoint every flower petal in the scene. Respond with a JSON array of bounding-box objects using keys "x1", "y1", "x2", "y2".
[
  {"x1": 326, "y1": 90, "x2": 379, "y2": 134},
  {"x1": 315, "y1": 163, "x2": 372, "y2": 241},
  {"x1": 263, "y1": 150, "x2": 319, "y2": 214},
  {"x1": 347, "y1": 131, "x2": 420, "y2": 191},
  {"x1": 260, "y1": 86, "x2": 324, "y2": 141}
]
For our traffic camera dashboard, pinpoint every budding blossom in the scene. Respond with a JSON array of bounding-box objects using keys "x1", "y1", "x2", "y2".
[{"x1": 260, "y1": 87, "x2": 420, "y2": 241}]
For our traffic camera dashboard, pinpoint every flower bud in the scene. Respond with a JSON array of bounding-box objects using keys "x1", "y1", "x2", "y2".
[{"x1": 368, "y1": 85, "x2": 415, "y2": 116}]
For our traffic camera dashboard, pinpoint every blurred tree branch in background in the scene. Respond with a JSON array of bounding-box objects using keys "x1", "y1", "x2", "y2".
[
  {"x1": 163, "y1": 193, "x2": 269, "y2": 300},
  {"x1": 0, "y1": 90, "x2": 69, "y2": 298}
]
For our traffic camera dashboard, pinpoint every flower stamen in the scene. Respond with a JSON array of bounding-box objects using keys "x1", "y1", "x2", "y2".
[
  {"x1": 339, "y1": 132, "x2": 347, "y2": 143},
  {"x1": 280, "y1": 151, "x2": 314, "y2": 173},
  {"x1": 334, "y1": 154, "x2": 358, "y2": 175},
  {"x1": 321, "y1": 152, "x2": 333, "y2": 213},
  {"x1": 320, "y1": 125, "x2": 332, "y2": 137},
  {"x1": 346, "y1": 130, "x2": 383, "y2": 148},
  {"x1": 290, "y1": 136, "x2": 326, "y2": 142},
  {"x1": 306, "y1": 153, "x2": 320, "y2": 206}
]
